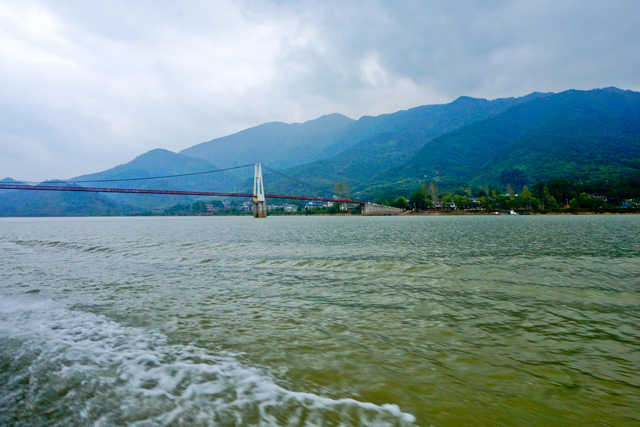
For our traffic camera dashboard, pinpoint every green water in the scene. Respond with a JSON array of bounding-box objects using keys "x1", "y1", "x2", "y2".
[{"x1": 1, "y1": 215, "x2": 639, "y2": 426}]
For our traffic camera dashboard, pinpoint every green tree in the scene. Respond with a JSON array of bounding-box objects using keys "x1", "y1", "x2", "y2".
[
  {"x1": 391, "y1": 196, "x2": 408, "y2": 209},
  {"x1": 409, "y1": 183, "x2": 431, "y2": 210},
  {"x1": 328, "y1": 203, "x2": 341, "y2": 214},
  {"x1": 505, "y1": 183, "x2": 515, "y2": 199},
  {"x1": 578, "y1": 193, "x2": 605, "y2": 209},
  {"x1": 531, "y1": 183, "x2": 546, "y2": 200},
  {"x1": 547, "y1": 179, "x2": 577, "y2": 206},
  {"x1": 453, "y1": 195, "x2": 470, "y2": 210},
  {"x1": 190, "y1": 200, "x2": 207, "y2": 213},
  {"x1": 441, "y1": 194, "x2": 453, "y2": 210},
  {"x1": 542, "y1": 186, "x2": 560, "y2": 210},
  {"x1": 477, "y1": 196, "x2": 493, "y2": 211},
  {"x1": 520, "y1": 185, "x2": 535, "y2": 210}
]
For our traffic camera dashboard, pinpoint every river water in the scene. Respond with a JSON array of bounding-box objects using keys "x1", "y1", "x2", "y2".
[{"x1": 0, "y1": 215, "x2": 639, "y2": 426}]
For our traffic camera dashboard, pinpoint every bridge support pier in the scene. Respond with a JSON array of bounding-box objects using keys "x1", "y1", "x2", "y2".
[
  {"x1": 361, "y1": 202, "x2": 404, "y2": 216},
  {"x1": 253, "y1": 163, "x2": 267, "y2": 218},
  {"x1": 253, "y1": 200, "x2": 267, "y2": 218}
]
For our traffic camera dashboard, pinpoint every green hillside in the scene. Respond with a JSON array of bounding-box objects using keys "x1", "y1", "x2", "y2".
[
  {"x1": 472, "y1": 88, "x2": 640, "y2": 186},
  {"x1": 372, "y1": 88, "x2": 640, "y2": 195},
  {"x1": 263, "y1": 94, "x2": 548, "y2": 197},
  {"x1": 0, "y1": 183, "x2": 131, "y2": 217}
]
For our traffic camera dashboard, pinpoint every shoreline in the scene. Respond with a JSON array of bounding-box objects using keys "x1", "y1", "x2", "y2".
[{"x1": 2, "y1": 210, "x2": 640, "y2": 219}]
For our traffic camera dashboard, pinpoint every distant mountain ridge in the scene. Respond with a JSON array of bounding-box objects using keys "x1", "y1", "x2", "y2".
[
  {"x1": 0, "y1": 186, "x2": 128, "y2": 217},
  {"x1": 73, "y1": 148, "x2": 217, "y2": 181},
  {"x1": 3, "y1": 86, "x2": 639, "y2": 215},
  {"x1": 472, "y1": 87, "x2": 640, "y2": 185},
  {"x1": 375, "y1": 87, "x2": 640, "y2": 192},
  {"x1": 265, "y1": 93, "x2": 552, "y2": 196},
  {"x1": 70, "y1": 149, "x2": 221, "y2": 210},
  {"x1": 180, "y1": 113, "x2": 355, "y2": 169}
]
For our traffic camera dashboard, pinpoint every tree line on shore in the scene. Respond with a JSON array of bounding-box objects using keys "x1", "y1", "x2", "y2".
[
  {"x1": 377, "y1": 176, "x2": 640, "y2": 213},
  {"x1": 140, "y1": 198, "x2": 362, "y2": 216},
  {"x1": 136, "y1": 175, "x2": 640, "y2": 216}
]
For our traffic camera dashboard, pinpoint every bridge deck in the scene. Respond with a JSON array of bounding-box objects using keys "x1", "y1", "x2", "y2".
[{"x1": 0, "y1": 183, "x2": 364, "y2": 205}]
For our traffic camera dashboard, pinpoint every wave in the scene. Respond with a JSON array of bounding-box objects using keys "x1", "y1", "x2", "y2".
[{"x1": 0, "y1": 298, "x2": 416, "y2": 427}]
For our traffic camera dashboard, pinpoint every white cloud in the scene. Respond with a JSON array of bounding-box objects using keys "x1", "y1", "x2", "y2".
[{"x1": 0, "y1": 0, "x2": 639, "y2": 180}]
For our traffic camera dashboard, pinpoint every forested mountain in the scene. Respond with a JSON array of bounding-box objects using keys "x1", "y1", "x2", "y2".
[
  {"x1": 472, "y1": 88, "x2": 640, "y2": 186},
  {"x1": 71, "y1": 149, "x2": 221, "y2": 210},
  {"x1": 373, "y1": 88, "x2": 640, "y2": 194},
  {"x1": 73, "y1": 148, "x2": 217, "y2": 181},
  {"x1": 261, "y1": 94, "x2": 548, "y2": 196},
  {"x1": 3, "y1": 87, "x2": 640, "y2": 215},
  {"x1": 0, "y1": 181, "x2": 130, "y2": 217},
  {"x1": 180, "y1": 113, "x2": 355, "y2": 169},
  {"x1": 0, "y1": 149, "x2": 218, "y2": 214}
]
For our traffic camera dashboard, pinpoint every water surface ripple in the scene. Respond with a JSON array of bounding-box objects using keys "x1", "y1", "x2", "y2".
[{"x1": 1, "y1": 215, "x2": 639, "y2": 426}]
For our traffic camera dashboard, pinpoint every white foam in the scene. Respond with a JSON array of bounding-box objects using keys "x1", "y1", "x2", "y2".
[{"x1": 0, "y1": 297, "x2": 416, "y2": 426}]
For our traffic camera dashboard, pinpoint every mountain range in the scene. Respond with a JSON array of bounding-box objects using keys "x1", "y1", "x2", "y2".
[
  {"x1": 0, "y1": 178, "x2": 129, "y2": 216},
  {"x1": 2, "y1": 87, "x2": 640, "y2": 215},
  {"x1": 180, "y1": 113, "x2": 355, "y2": 169},
  {"x1": 378, "y1": 87, "x2": 640, "y2": 191}
]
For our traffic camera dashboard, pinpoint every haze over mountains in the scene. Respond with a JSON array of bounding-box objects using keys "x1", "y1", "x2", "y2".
[
  {"x1": 2, "y1": 87, "x2": 640, "y2": 215},
  {"x1": 74, "y1": 148, "x2": 218, "y2": 181},
  {"x1": 180, "y1": 113, "x2": 355, "y2": 169}
]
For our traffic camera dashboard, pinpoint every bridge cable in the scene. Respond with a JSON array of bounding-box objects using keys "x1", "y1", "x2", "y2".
[
  {"x1": 67, "y1": 164, "x2": 254, "y2": 183},
  {"x1": 6, "y1": 163, "x2": 358, "y2": 202},
  {"x1": 261, "y1": 165, "x2": 355, "y2": 201}
]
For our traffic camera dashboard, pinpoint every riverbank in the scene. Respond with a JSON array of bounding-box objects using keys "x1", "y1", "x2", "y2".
[
  {"x1": 3, "y1": 210, "x2": 640, "y2": 218},
  {"x1": 403, "y1": 208, "x2": 640, "y2": 215}
]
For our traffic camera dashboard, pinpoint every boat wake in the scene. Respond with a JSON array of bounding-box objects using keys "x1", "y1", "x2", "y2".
[{"x1": 0, "y1": 297, "x2": 416, "y2": 426}]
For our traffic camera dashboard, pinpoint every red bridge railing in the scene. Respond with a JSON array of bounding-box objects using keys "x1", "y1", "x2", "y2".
[{"x1": 0, "y1": 183, "x2": 364, "y2": 205}]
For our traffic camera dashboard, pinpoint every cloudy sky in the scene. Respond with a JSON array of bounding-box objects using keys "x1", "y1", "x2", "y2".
[{"x1": 1, "y1": 0, "x2": 639, "y2": 180}]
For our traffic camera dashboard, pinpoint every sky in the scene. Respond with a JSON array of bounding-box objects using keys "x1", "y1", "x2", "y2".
[{"x1": 1, "y1": 0, "x2": 639, "y2": 181}]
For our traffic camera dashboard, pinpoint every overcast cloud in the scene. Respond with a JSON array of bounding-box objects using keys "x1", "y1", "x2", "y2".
[{"x1": 1, "y1": 0, "x2": 639, "y2": 180}]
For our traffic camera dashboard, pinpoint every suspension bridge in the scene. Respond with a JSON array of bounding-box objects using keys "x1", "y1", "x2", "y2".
[{"x1": 0, "y1": 164, "x2": 401, "y2": 217}]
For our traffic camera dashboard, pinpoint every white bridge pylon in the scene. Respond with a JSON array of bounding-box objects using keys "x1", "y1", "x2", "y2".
[{"x1": 253, "y1": 163, "x2": 267, "y2": 218}]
